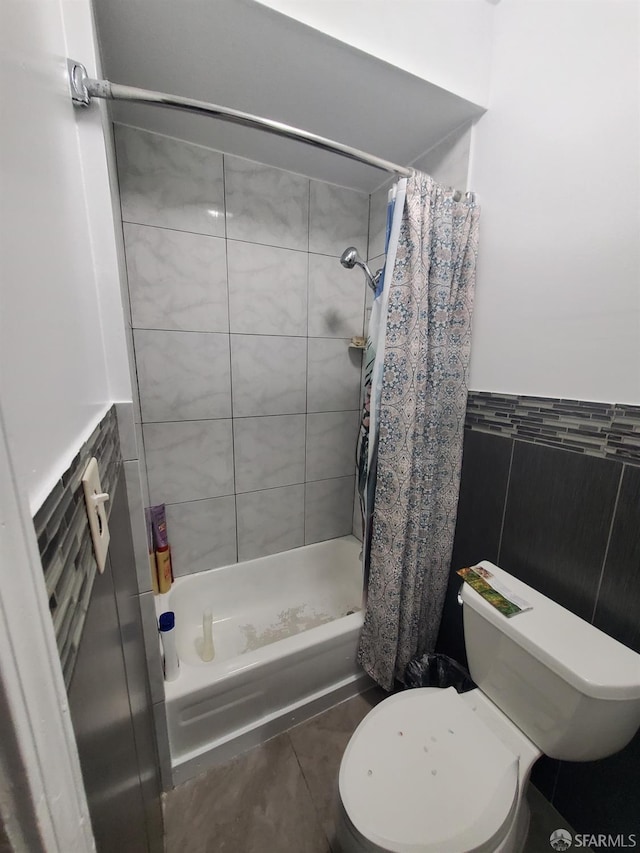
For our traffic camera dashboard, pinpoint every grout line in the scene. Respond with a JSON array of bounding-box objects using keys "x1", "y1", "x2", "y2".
[
  {"x1": 307, "y1": 178, "x2": 311, "y2": 254},
  {"x1": 304, "y1": 187, "x2": 311, "y2": 539},
  {"x1": 222, "y1": 153, "x2": 240, "y2": 564},
  {"x1": 287, "y1": 732, "x2": 334, "y2": 852},
  {"x1": 121, "y1": 218, "x2": 346, "y2": 259},
  {"x1": 141, "y1": 410, "x2": 359, "y2": 426},
  {"x1": 496, "y1": 439, "x2": 515, "y2": 563},
  {"x1": 132, "y1": 327, "x2": 354, "y2": 341},
  {"x1": 123, "y1": 219, "x2": 225, "y2": 243},
  {"x1": 112, "y1": 128, "x2": 136, "y2": 331},
  {"x1": 366, "y1": 191, "x2": 372, "y2": 262},
  {"x1": 130, "y1": 338, "x2": 152, "y2": 503},
  {"x1": 590, "y1": 463, "x2": 625, "y2": 624},
  {"x1": 162, "y1": 474, "x2": 354, "y2": 507}
]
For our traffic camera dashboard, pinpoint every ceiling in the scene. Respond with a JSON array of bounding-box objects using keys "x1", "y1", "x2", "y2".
[{"x1": 92, "y1": 0, "x2": 484, "y2": 192}]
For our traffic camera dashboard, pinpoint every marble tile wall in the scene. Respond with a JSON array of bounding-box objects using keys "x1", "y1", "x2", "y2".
[{"x1": 114, "y1": 124, "x2": 371, "y2": 576}]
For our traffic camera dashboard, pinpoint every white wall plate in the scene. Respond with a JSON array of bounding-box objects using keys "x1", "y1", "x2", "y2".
[{"x1": 82, "y1": 456, "x2": 110, "y2": 573}]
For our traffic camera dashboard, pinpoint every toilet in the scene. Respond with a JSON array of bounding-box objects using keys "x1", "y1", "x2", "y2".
[{"x1": 337, "y1": 560, "x2": 640, "y2": 853}]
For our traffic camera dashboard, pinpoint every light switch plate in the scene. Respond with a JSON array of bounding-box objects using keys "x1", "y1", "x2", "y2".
[{"x1": 82, "y1": 457, "x2": 110, "y2": 573}]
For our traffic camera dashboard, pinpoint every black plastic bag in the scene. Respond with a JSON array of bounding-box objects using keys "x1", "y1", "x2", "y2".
[{"x1": 404, "y1": 653, "x2": 476, "y2": 693}]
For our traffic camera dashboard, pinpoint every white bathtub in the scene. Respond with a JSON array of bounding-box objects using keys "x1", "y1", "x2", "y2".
[{"x1": 158, "y1": 535, "x2": 371, "y2": 786}]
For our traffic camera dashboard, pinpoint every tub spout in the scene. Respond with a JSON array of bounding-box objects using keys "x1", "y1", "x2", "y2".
[{"x1": 201, "y1": 608, "x2": 215, "y2": 662}]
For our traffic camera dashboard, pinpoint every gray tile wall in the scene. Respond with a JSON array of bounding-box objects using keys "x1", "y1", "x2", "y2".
[
  {"x1": 436, "y1": 390, "x2": 640, "y2": 838},
  {"x1": 114, "y1": 125, "x2": 370, "y2": 575}
]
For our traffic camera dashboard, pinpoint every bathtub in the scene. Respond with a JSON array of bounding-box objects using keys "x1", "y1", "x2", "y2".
[{"x1": 158, "y1": 535, "x2": 371, "y2": 786}]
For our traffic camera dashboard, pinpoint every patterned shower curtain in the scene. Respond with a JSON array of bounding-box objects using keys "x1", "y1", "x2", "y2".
[
  {"x1": 356, "y1": 180, "x2": 406, "y2": 584},
  {"x1": 357, "y1": 171, "x2": 480, "y2": 691}
]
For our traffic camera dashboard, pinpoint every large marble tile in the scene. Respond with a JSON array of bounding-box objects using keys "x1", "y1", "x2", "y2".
[
  {"x1": 236, "y1": 484, "x2": 305, "y2": 561},
  {"x1": 115, "y1": 125, "x2": 224, "y2": 236},
  {"x1": 124, "y1": 322, "x2": 142, "y2": 424},
  {"x1": 116, "y1": 401, "x2": 137, "y2": 462},
  {"x1": 306, "y1": 411, "x2": 360, "y2": 481},
  {"x1": 593, "y1": 464, "x2": 640, "y2": 653},
  {"x1": 144, "y1": 420, "x2": 234, "y2": 505},
  {"x1": 234, "y1": 415, "x2": 306, "y2": 493},
  {"x1": 225, "y1": 155, "x2": 309, "y2": 251},
  {"x1": 231, "y1": 334, "x2": 307, "y2": 417},
  {"x1": 134, "y1": 329, "x2": 231, "y2": 422},
  {"x1": 500, "y1": 442, "x2": 621, "y2": 622},
  {"x1": 165, "y1": 497, "x2": 236, "y2": 576},
  {"x1": 307, "y1": 338, "x2": 362, "y2": 413},
  {"x1": 163, "y1": 734, "x2": 329, "y2": 853},
  {"x1": 227, "y1": 240, "x2": 307, "y2": 336},
  {"x1": 438, "y1": 430, "x2": 513, "y2": 667},
  {"x1": 124, "y1": 224, "x2": 228, "y2": 332},
  {"x1": 551, "y1": 729, "x2": 639, "y2": 840},
  {"x1": 309, "y1": 182, "x2": 369, "y2": 258},
  {"x1": 524, "y1": 785, "x2": 586, "y2": 853},
  {"x1": 308, "y1": 254, "x2": 366, "y2": 338},
  {"x1": 123, "y1": 460, "x2": 153, "y2": 594},
  {"x1": 305, "y1": 476, "x2": 355, "y2": 544},
  {"x1": 135, "y1": 426, "x2": 151, "y2": 508},
  {"x1": 368, "y1": 183, "x2": 391, "y2": 260},
  {"x1": 288, "y1": 690, "x2": 388, "y2": 845}
]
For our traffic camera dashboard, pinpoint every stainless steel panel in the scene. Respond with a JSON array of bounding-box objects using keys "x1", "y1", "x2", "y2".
[{"x1": 68, "y1": 473, "x2": 163, "y2": 852}]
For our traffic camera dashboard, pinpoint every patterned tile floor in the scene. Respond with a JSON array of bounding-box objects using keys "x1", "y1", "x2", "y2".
[{"x1": 163, "y1": 689, "x2": 576, "y2": 853}]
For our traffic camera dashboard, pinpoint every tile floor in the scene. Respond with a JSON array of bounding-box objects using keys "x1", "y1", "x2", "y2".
[{"x1": 163, "y1": 689, "x2": 578, "y2": 853}]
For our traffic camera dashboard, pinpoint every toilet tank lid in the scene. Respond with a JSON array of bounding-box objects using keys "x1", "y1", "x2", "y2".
[{"x1": 461, "y1": 561, "x2": 640, "y2": 700}]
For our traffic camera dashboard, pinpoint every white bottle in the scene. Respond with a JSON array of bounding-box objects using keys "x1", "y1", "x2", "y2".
[
  {"x1": 201, "y1": 607, "x2": 215, "y2": 662},
  {"x1": 159, "y1": 611, "x2": 180, "y2": 681}
]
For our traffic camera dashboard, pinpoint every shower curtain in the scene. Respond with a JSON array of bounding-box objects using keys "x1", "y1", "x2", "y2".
[
  {"x1": 357, "y1": 171, "x2": 480, "y2": 691},
  {"x1": 356, "y1": 179, "x2": 406, "y2": 584}
]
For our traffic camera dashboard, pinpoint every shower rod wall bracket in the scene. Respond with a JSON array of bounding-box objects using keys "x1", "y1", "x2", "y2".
[
  {"x1": 67, "y1": 60, "x2": 91, "y2": 107},
  {"x1": 65, "y1": 57, "x2": 413, "y2": 178},
  {"x1": 68, "y1": 60, "x2": 113, "y2": 106}
]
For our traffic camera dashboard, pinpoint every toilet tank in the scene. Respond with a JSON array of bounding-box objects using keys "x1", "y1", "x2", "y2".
[{"x1": 461, "y1": 561, "x2": 640, "y2": 761}]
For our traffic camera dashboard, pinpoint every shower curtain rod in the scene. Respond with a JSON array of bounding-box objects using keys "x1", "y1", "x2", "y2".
[{"x1": 67, "y1": 59, "x2": 413, "y2": 178}]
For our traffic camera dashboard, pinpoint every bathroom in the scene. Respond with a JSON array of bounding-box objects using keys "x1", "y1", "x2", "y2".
[{"x1": 1, "y1": 0, "x2": 639, "y2": 851}]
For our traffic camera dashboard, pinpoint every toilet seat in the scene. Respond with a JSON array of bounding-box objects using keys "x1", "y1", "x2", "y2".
[{"x1": 339, "y1": 687, "x2": 520, "y2": 853}]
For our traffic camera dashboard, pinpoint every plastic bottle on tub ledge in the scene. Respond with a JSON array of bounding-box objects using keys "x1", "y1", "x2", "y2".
[
  {"x1": 159, "y1": 611, "x2": 180, "y2": 681},
  {"x1": 150, "y1": 504, "x2": 173, "y2": 593},
  {"x1": 200, "y1": 608, "x2": 215, "y2": 662},
  {"x1": 144, "y1": 507, "x2": 159, "y2": 594}
]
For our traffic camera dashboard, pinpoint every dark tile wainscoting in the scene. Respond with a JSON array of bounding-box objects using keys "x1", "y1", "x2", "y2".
[
  {"x1": 436, "y1": 391, "x2": 640, "y2": 838},
  {"x1": 33, "y1": 406, "x2": 121, "y2": 686}
]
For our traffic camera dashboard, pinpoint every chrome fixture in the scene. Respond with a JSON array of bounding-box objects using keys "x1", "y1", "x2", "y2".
[
  {"x1": 66, "y1": 59, "x2": 412, "y2": 178},
  {"x1": 340, "y1": 247, "x2": 382, "y2": 292}
]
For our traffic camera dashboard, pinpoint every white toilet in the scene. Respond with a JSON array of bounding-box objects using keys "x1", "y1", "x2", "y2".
[{"x1": 337, "y1": 560, "x2": 640, "y2": 853}]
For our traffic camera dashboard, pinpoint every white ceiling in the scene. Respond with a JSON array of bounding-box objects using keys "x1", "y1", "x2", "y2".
[{"x1": 92, "y1": 0, "x2": 484, "y2": 192}]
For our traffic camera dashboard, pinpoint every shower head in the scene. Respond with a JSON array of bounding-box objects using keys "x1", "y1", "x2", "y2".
[
  {"x1": 340, "y1": 246, "x2": 362, "y2": 270},
  {"x1": 340, "y1": 246, "x2": 379, "y2": 291}
]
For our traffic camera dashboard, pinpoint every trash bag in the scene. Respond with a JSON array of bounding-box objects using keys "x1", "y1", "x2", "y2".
[{"x1": 404, "y1": 653, "x2": 476, "y2": 693}]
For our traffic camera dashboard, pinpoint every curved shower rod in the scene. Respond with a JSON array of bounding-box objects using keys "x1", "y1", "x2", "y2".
[{"x1": 67, "y1": 59, "x2": 413, "y2": 178}]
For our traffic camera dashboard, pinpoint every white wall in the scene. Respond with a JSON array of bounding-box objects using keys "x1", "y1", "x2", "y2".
[
  {"x1": 260, "y1": 0, "x2": 640, "y2": 405},
  {"x1": 0, "y1": 0, "x2": 131, "y2": 512},
  {"x1": 255, "y1": 0, "x2": 495, "y2": 107},
  {"x1": 468, "y1": 0, "x2": 640, "y2": 403}
]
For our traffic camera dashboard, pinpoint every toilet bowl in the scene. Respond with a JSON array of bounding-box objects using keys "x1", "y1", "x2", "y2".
[{"x1": 338, "y1": 561, "x2": 640, "y2": 853}]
